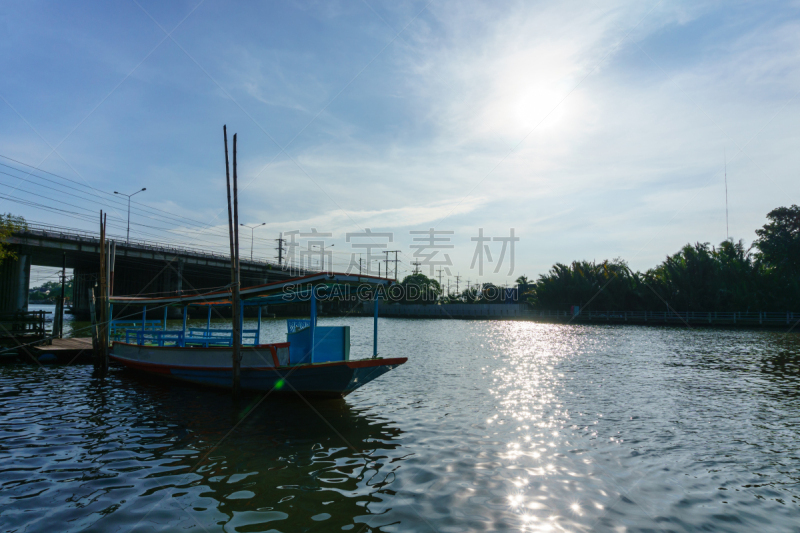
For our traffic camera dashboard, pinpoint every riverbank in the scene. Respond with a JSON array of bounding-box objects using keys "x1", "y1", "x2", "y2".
[{"x1": 362, "y1": 301, "x2": 800, "y2": 329}]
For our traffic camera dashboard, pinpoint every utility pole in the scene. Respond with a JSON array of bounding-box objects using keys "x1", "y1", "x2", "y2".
[
  {"x1": 436, "y1": 268, "x2": 443, "y2": 301},
  {"x1": 412, "y1": 261, "x2": 421, "y2": 274},
  {"x1": 276, "y1": 233, "x2": 285, "y2": 267},
  {"x1": 359, "y1": 254, "x2": 362, "y2": 275},
  {"x1": 454, "y1": 274, "x2": 461, "y2": 297},
  {"x1": 447, "y1": 278, "x2": 450, "y2": 297},
  {"x1": 382, "y1": 250, "x2": 400, "y2": 280},
  {"x1": 385, "y1": 250, "x2": 400, "y2": 280}
]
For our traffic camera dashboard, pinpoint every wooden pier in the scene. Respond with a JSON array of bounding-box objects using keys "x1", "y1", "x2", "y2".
[{"x1": 28, "y1": 337, "x2": 93, "y2": 364}]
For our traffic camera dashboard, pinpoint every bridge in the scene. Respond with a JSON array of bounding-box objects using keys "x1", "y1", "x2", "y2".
[{"x1": 1, "y1": 223, "x2": 306, "y2": 317}]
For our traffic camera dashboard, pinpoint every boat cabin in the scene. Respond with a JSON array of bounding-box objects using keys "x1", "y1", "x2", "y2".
[{"x1": 107, "y1": 272, "x2": 389, "y2": 365}]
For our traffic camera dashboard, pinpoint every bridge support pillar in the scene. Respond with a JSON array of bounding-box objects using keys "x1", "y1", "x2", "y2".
[
  {"x1": 0, "y1": 253, "x2": 30, "y2": 313},
  {"x1": 164, "y1": 259, "x2": 184, "y2": 318},
  {"x1": 72, "y1": 265, "x2": 98, "y2": 319}
]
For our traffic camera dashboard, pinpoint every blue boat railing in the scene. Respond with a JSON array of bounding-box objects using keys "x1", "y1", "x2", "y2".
[
  {"x1": 122, "y1": 328, "x2": 258, "y2": 347},
  {"x1": 184, "y1": 328, "x2": 259, "y2": 347},
  {"x1": 125, "y1": 330, "x2": 185, "y2": 347},
  {"x1": 111, "y1": 320, "x2": 162, "y2": 341},
  {"x1": 287, "y1": 319, "x2": 311, "y2": 333}
]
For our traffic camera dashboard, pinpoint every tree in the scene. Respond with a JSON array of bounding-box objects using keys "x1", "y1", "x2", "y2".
[
  {"x1": 754, "y1": 205, "x2": 800, "y2": 308},
  {"x1": 398, "y1": 273, "x2": 441, "y2": 304},
  {"x1": 0, "y1": 213, "x2": 27, "y2": 264},
  {"x1": 528, "y1": 259, "x2": 640, "y2": 311},
  {"x1": 754, "y1": 205, "x2": 800, "y2": 274},
  {"x1": 29, "y1": 279, "x2": 74, "y2": 303}
]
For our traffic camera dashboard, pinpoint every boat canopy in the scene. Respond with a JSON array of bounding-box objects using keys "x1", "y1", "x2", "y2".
[{"x1": 109, "y1": 272, "x2": 393, "y2": 307}]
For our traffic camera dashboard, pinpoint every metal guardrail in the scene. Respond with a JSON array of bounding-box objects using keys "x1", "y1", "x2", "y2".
[{"x1": 14, "y1": 221, "x2": 298, "y2": 271}]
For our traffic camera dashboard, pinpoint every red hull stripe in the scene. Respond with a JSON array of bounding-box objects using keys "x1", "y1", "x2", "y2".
[{"x1": 109, "y1": 352, "x2": 407, "y2": 373}]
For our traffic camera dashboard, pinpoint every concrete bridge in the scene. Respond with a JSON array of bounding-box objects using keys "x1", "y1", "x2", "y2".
[{"x1": 1, "y1": 223, "x2": 304, "y2": 317}]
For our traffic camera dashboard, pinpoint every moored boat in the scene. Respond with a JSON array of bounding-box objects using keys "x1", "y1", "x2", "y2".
[{"x1": 107, "y1": 272, "x2": 405, "y2": 398}]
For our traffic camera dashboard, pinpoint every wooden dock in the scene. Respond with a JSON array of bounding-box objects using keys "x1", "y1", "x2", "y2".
[{"x1": 28, "y1": 337, "x2": 94, "y2": 364}]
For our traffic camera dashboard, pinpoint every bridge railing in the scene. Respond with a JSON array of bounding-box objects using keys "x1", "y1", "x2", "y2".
[{"x1": 16, "y1": 221, "x2": 298, "y2": 271}]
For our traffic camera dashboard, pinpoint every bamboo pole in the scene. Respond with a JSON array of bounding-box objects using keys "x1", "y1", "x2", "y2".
[
  {"x1": 59, "y1": 252, "x2": 66, "y2": 338},
  {"x1": 223, "y1": 126, "x2": 241, "y2": 397},
  {"x1": 97, "y1": 211, "x2": 106, "y2": 373},
  {"x1": 89, "y1": 288, "x2": 98, "y2": 357},
  {"x1": 224, "y1": 126, "x2": 235, "y2": 298},
  {"x1": 232, "y1": 133, "x2": 242, "y2": 396},
  {"x1": 109, "y1": 241, "x2": 116, "y2": 296}
]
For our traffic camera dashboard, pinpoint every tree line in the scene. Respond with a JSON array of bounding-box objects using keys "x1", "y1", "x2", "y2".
[
  {"x1": 527, "y1": 205, "x2": 800, "y2": 312},
  {"x1": 392, "y1": 205, "x2": 799, "y2": 312},
  {"x1": 29, "y1": 279, "x2": 73, "y2": 304}
]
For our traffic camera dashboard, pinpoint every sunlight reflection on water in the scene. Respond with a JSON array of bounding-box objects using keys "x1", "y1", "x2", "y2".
[{"x1": 2, "y1": 318, "x2": 799, "y2": 531}]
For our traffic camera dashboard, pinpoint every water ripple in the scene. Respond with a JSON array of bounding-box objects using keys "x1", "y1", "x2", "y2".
[{"x1": 1, "y1": 320, "x2": 799, "y2": 531}]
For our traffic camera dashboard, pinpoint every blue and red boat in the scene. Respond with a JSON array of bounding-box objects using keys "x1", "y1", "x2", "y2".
[{"x1": 107, "y1": 273, "x2": 405, "y2": 398}]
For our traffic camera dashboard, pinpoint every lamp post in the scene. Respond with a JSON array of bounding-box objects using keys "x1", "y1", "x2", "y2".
[
  {"x1": 114, "y1": 187, "x2": 146, "y2": 244},
  {"x1": 312, "y1": 243, "x2": 334, "y2": 272},
  {"x1": 240, "y1": 223, "x2": 266, "y2": 261}
]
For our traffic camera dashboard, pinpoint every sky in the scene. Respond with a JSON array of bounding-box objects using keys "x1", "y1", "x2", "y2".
[{"x1": 2, "y1": 0, "x2": 799, "y2": 286}]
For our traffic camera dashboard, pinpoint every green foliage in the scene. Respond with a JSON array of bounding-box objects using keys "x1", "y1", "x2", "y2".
[
  {"x1": 754, "y1": 204, "x2": 800, "y2": 275},
  {"x1": 29, "y1": 279, "x2": 73, "y2": 303},
  {"x1": 0, "y1": 213, "x2": 27, "y2": 264},
  {"x1": 529, "y1": 259, "x2": 644, "y2": 311},
  {"x1": 398, "y1": 273, "x2": 441, "y2": 304},
  {"x1": 526, "y1": 206, "x2": 800, "y2": 311}
]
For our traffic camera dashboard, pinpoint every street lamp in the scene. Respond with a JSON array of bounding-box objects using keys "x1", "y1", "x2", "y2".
[
  {"x1": 114, "y1": 187, "x2": 146, "y2": 244},
  {"x1": 240, "y1": 223, "x2": 266, "y2": 261},
  {"x1": 312, "y1": 243, "x2": 334, "y2": 272}
]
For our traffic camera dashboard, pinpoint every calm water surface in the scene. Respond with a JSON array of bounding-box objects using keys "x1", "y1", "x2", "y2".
[{"x1": 2, "y1": 318, "x2": 800, "y2": 532}]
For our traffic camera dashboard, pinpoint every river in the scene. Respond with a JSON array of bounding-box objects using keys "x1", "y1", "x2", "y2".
[{"x1": 2, "y1": 317, "x2": 799, "y2": 531}]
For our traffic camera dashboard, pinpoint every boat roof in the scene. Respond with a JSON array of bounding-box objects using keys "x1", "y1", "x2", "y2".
[{"x1": 109, "y1": 272, "x2": 393, "y2": 306}]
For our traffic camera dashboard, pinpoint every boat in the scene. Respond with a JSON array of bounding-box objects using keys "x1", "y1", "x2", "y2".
[{"x1": 107, "y1": 272, "x2": 406, "y2": 398}]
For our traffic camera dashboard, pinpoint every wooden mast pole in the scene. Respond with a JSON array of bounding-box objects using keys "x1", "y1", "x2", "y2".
[
  {"x1": 232, "y1": 133, "x2": 242, "y2": 397},
  {"x1": 223, "y1": 126, "x2": 240, "y2": 396},
  {"x1": 98, "y1": 211, "x2": 107, "y2": 374}
]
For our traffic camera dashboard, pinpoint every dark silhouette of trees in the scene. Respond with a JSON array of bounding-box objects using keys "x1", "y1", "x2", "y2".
[
  {"x1": 397, "y1": 273, "x2": 441, "y2": 303},
  {"x1": 526, "y1": 206, "x2": 800, "y2": 311}
]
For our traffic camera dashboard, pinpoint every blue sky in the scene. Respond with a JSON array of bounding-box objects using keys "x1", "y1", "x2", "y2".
[{"x1": 3, "y1": 0, "x2": 799, "y2": 285}]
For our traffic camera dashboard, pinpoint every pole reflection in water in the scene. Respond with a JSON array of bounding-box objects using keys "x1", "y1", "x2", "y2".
[{"x1": 0, "y1": 365, "x2": 404, "y2": 532}]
